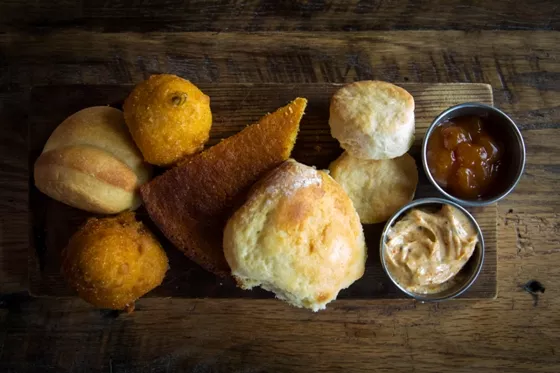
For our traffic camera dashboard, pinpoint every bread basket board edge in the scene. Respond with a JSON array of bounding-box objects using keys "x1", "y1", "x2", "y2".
[{"x1": 28, "y1": 83, "x2": 497, "y2": 300}]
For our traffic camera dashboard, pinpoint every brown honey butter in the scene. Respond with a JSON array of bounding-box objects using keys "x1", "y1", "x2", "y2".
[{"x1": 384, "y1": 205, "x2": 479, "y2": 294}]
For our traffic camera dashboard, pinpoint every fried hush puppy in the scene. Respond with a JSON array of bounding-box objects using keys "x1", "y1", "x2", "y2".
[
  {"x1": 123, "y1": 74, "x2": 212, "y2": 166},
  {"x1": 62, "y1": 212, "x2": 168, "y2": 312}
]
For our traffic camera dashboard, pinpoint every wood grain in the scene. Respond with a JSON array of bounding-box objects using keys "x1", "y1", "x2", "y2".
[
  {"x1": 1, "y1": 27, "x2": 560, "y2": 373},
  {"x1": 0, "y1": 0, "x2": 558, "y2": 32},
  {"x1": 2, "y1": 30, "x2": 559, "y2": 127},
  {"x1": 28, "y1": 83, "x2": 497, "y2": 300},
  {"x1": 0, "y1": 89, "x2": 29, "y2": 294}
]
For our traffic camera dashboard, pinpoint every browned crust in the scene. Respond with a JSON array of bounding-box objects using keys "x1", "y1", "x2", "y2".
[
  {"x1": 36, "y1": 145, "x2": 138, "y2": 192},
  {"x1": 331, "y1": 80, "x2": 415, "y2": 112}
]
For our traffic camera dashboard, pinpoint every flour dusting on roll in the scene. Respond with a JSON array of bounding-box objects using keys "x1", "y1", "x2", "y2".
[{"x1": 223, "y1": 159, "x2": 367, "y2": 311}]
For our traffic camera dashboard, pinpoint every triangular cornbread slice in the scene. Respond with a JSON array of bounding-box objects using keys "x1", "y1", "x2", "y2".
[{"x1": 141, "y1": 98, "x2": 307, "y2": 277}]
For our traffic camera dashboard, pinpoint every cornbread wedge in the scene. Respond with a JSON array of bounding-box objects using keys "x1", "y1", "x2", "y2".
[{"x1": 141, "y1": 98, "x2": 307, "y2": 276}]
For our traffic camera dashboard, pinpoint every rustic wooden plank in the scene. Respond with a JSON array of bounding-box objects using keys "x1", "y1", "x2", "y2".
[
  {"x1": 3, "y1": 30, "x2": 555, "y2": 296},
  {"x1": 2, "y1": 30, "x2": 559, "y2": 132},
  {"x1": 1, "y1": 293, "x2": 559, "y2": 372},
  {"x1": 1, "y1": 29, "x2": 559, "y2": 372},
  {"x1": 0, "y1": 89, "x2": 29, "y2": 294},
  {"x1": 27, "y1": 82, "x2": 497, "y2": 300},
  {"x1": 0, "y1": 0, "x2": 558, "y2": 32}
]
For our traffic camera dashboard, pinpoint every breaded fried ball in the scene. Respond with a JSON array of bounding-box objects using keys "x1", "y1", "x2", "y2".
[
  {"x1": 123, "y1": 74, "x2": 212, "y2": 166},
  {"x1": 62, "y1": 212, "x2": 168, "y2": 311}
]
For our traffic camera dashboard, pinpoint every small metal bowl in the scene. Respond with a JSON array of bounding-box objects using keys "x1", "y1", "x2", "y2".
[
  {"x1": 421, "y1": 102, "x2": 526, "y2": 207},
  {"x1": 380, "y1": 198, "x2": 485, "y2": 301}
]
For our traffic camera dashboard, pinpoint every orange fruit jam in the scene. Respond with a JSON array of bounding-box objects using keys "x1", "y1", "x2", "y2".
[{"x1": 427, "y1": 115, "x2": 503, "y2": 199}]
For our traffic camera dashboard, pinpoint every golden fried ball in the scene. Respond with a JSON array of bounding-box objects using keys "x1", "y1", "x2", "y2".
[
  {"x1": 62, "y1": 212, "x2": 168, "y2": 311},
  {"x1": 123, "y1": 74, "x2": 212, "y2": 166}
]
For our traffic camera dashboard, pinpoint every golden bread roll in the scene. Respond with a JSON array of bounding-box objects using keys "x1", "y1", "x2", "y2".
[
  {"x1": 123, "y1": 74, "x2": 212, "y2": 166},
  {"x1": 329, "y1": 152, "x2": 418, "y2": 224},
  {"x1": 62, "y1": 212, "x2": 168, "y2": 311},
  {"x1": 223, "y1": 159, "x2": 367, "y2": 311},
  {"x1": 329, "y1": 81, "x2": 415, "y2": 160},
  {"x1": 34, "y1": 106, "x2": 152, "y2": 214}
]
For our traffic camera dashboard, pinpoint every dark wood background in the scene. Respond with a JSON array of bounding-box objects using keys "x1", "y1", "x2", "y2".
[{"x1": 1, "y1": 1, "x2": 559, "y2": 372}]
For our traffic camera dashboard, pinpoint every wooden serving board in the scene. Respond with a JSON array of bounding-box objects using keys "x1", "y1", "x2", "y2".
[{"x1": 28, "y1": 83, "x2": 497, "y2": 300}]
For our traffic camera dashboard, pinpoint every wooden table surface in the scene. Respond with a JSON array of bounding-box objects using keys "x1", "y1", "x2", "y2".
[{"x1": 1, "y1": 1, "x2": 559, "y2": 372}]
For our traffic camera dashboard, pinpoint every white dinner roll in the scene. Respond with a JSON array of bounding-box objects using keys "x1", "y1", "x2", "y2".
[
  {"x1": 329, "y1": 81, "x2": 415, "y2": 160},
  {"x1": 329, "y1": 152, "x2": 418, "y2": 224},
  {"x1": 34, "y1": 106, "x2": 152, "y2": 214},
  {"x1": 223, "y1": 159, "x2": 367, "y2": 311}
]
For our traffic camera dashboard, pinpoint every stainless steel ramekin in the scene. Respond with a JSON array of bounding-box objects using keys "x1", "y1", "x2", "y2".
[
  {"x1": 380, "y1": 198, "x2": 485, "y2": 301},
  {"x1": 421, "y1": 103, "x2": 526, "y2": 207}
]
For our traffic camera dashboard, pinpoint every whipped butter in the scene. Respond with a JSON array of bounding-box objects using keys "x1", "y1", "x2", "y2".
[{"x1": 384, "y1": 205, "x2": 479, "y2": 294}]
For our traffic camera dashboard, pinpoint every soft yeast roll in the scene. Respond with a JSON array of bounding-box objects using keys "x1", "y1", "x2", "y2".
[
  {"x1": 224, "y1": 159, "x2": 367, "y2": 311},
  {"x1": 34, "y1": 106, "x2": 152, "y2": 214}
]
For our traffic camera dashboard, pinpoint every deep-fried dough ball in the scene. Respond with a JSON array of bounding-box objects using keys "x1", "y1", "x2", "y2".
[
  {"x1": 62, "y1": 212, "x2": 168, "y2": 311},
  {"x1": 123, "y1": 74, "x2": 212, "y2": 166}
]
